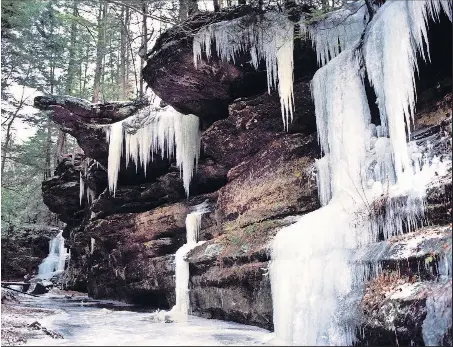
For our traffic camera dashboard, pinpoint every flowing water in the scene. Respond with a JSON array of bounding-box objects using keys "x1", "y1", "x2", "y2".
[
  {"x1": 21, "y1": 292, "x2": 273, "y2": 346},
  {"x1": 36, "y1": 231, "x2": 70, "y2": 281}
]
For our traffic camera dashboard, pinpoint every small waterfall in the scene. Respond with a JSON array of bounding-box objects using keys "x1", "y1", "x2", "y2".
[
  {"x1": 36, "y1": 231, "x2": 70, "y2": 280},
  {"x1": 170, "y1": 202, "x2": 210, "y2": 321}
]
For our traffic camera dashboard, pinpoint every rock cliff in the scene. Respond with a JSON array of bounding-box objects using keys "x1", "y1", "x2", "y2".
[{"x1": 37, "y1": 4, "x2": 452, "y2": 345}]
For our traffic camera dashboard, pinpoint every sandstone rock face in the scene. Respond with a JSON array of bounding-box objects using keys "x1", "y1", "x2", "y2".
[
  {"x1": 42, "y1": 155, "x2": 86, "y2": 225},
  {"x1": 85, "y1": 203, "x2": 187, "y2": 305},
  {"x1": 217, "y1": 134, "x2": 319, "y2": 226},
  {"x1": 202, "y1": 81, "x2": 317, "y2": 169}
]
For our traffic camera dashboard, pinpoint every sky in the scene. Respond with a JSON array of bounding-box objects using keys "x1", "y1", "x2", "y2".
[{"x1": 2, "y1": 84, "x2": 43, "y2": 143}]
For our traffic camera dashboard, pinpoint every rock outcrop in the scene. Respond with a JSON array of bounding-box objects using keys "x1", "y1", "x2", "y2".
[
  {"x1": 1, "y1": 225, "x2": 61, "y2": 281},
  {"x1": 34, "y1": 96, "x2": 149, "y2": 164},
  {"x1": 37, "y1": 4, "x2": 452, "y2": 345},
  {"x1": 143, "y1": 5, "x2": 317, "y2": 124}
]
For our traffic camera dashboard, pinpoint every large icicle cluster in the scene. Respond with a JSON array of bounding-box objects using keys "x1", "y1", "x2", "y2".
[
  {"x1": 193, "y1": 12, "x2": 294, "y2": 129},
  {"x1": 105, "y1": 105, "x2": 201, "y2": 196},
  {"x1": 363, "y1": 0, "x2": 452, "y2": 181},
  {"x1": 270, "y1": 0, "x2": 452, "y2": 345},
  {"x1": 307, "y1": 0, "x2": 369, "y2": 66}
]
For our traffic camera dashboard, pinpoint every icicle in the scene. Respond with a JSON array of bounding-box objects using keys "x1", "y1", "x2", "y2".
[
  {"x1": 363, "y1": 0, "x2": 452, "y2": 183},
  {"x1": 91, "y1": 238, "x2": 95, "y2": 255},
  {"x1": 315, "y1": 155, "x2": 332, "y2": 206},
  {"x1": 307, "y1": 1, "x2": 368, "y2": 66},
  {"x1": 170, "y1": 202, "x2": 210, "y2": 321},
  {"x1": 79, "y1": 172, "x2": 84, "y2": 206},
  {"x1": 106, "y1": 121, "x2": 124, "y2": 196},
  {"x1": 106, "y1": 104, "x2": 200, "y2": 197},
  {"x1": 87, "y1": 187, "x2": 96, "y2": 205},
  {"x1": 193, "y1": 12, "x2": 295, "y2": 129}
]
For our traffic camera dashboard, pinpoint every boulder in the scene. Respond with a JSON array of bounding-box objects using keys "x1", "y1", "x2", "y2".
[{"x1": 30, "y1": 280, "x2": 53, "y2": 295}]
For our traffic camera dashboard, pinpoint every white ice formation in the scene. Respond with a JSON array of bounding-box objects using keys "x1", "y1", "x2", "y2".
[
  {"x1": 79, "y1": 171, "x2": 84, "y2": 206},
  {"x1": 36, "y1": 231, "x2": 70, "y2": 280},
  {"x1": 307, "y1": 0, "x2": 369, "y2": 66},
  {"x1": 270, "y1": 0, "x2": 452, "y2": 345},
  {"x1": 170, "y1": 202, "x2": 210, "y2": 321},
  {"x1": 105, "y1": 103, "x2": 201, "y2": 197}
]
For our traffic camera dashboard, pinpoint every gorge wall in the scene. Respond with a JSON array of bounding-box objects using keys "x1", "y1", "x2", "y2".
[{"x1": 36, "y1": 3, "x2": 452, "y2": 345}]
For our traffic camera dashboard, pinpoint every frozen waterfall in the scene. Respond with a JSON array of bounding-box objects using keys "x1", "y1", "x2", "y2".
[
  {"x1": 270, "y1": 0, "x2": 452, "y2": 345},
  {"x1": 36, "y1": 231, "x2": 70, "y2": 280},
  {"x1": 170, "y1": 202, "x2": 210, "y2": 321}
]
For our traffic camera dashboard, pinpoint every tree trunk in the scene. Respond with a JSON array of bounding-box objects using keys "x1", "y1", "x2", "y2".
[
  {"x1": 65, "y1": 0, "x2": 77, "y2": 95},
  {"x1": 124, "y1": 8, "x2": 131, "y2": 98},
  {"x1": 139, "y1": 0, "x2": 147, "y2": 98},
  {"x1": 58, "y1": 0, "x2": 77, "y2": 162},
  {"x1": 1, "y1": 116, "x2": 15, "y2": 177},
  {"x1": 82, "y1": 45, "x2": 89, "y2": 98},
  {"x1": 213, "y1": 0, "x2": 220, "y2": 12},
  {"x1": 119, "y1": 6, "x2": 128, "y2": 99},
  {"x1": 45, "y1": 3, "x2": 56, "y2": 180},
  {"x1": 188, "y1": 0, "x2": 198, "y2": 15},
  {"x1": 92, "y1": 1, "x2": 107, "y2": 103},
  {"x1": 179, "y1": 0, "x2": 188, "y2": 21}
]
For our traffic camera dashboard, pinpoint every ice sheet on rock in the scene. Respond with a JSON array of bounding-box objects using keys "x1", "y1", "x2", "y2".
[
  {"x1": 307, "y1": 1, "x2": 369, "y2": 66},
  {"x1": 170, "y1": 202, "x2": 210, "y2": 322},
  {"x1": 271, "y1": 47, "x2": 371, "y2": 346}
]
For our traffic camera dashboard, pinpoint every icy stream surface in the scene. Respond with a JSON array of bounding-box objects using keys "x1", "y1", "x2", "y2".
[{"x1": 23, "y1": 292, "x2": 273, "y2": 346}]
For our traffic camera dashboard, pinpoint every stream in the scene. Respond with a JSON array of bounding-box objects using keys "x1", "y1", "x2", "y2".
[{"x1": 20, "y1": 292, "x2": 273, "y2": 346}]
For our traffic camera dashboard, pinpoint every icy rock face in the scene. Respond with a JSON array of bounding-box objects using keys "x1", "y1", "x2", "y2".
[
  {"x1": 193, "y1": 12, "x2": 295, "y2": 129},
  {"x1": 37, "y1": 0, "x2": 451, "y2": 338},
  {"x1": 270, "y1": 0, "x2": 452, "y2": 345},
  {"x1": 422, "y1": 282, "x2": 453, "y2": 346},
  {"x1": 192, "y1": 1, "x2": 368, "y2": 128}
]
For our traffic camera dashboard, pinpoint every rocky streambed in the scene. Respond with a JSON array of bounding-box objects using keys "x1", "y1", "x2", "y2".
[{"x1": 1, "y1": 288, "x2": 273, "y2": 346}]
